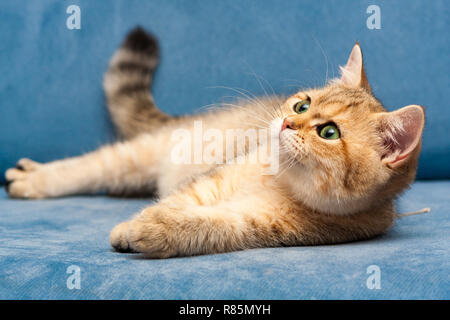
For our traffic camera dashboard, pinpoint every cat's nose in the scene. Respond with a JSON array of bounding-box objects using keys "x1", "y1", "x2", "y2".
[
  {"x1": 281, "y1": 117, "x2": 298, "y2": 131},
  {"x1": 281, "y1": 118, "x2": 292, "y2": 131}
]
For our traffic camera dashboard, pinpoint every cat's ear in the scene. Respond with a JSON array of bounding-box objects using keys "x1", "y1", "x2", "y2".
[
  {"x1": 338, "y1": 43, "x2": 371, "y2": 92},
  {"x1": 377, "y1": 105, "x2": 425, "y2": 168}
]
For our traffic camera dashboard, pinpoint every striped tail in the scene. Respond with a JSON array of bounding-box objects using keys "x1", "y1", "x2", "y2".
[{"x1": 103, "y1": 27, "x2": 172, "y2": 139}]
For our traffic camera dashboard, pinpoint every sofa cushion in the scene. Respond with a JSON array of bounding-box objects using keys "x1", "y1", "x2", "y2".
[
  {"x1": 0, "y1": 0, "x2": 449, "y2": 181},
  {"x1": 0, "y1": 180, "x2": 448, "y2": 299}
]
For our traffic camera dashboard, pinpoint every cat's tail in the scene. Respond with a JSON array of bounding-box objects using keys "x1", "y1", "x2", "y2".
[{"x1": 103, "y1": 27, "x2": 172, "y2": 139}]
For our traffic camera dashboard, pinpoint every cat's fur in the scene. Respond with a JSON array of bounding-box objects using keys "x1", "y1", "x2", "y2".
[{"x1": 5, "y1": 28, "x2": 425, "y2": 258}]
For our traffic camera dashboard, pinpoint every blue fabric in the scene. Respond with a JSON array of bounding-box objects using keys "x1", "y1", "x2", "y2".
[
  {"x1": 0, "y1": 181, "x2": 448, "y2": 299},
  {"x1": 0, "y1": 0, "x2": 449, "y2": 181},
  {"x1": 0, "y1": 0, "x2": 449, "y2": 300}
]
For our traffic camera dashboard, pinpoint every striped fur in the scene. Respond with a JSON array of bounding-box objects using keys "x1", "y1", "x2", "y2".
[{"x1": 103, "y1": 27, "x2": 173, "y2": 139}]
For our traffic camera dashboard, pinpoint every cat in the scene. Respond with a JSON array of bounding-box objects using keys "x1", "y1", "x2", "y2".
[{"x1": 5, "y1": 27, "x2": 425, "y2": 258}]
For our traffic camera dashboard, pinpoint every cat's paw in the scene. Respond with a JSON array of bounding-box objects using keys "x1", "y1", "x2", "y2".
[
  {"x1": 5, "y1": 158, "x2": 47, "y2": 199},
  {"x1": 110, "y1": 208, "x2": 176, "y2": 258},
  {"x1": 110, "y1": 221, "x2": 136, "y2": 253}
]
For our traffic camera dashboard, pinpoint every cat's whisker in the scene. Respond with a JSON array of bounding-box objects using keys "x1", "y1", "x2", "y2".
[
  {"x1": 282, "y1": 78, "x2": 310, "y2": 89},
  {"x1": 220, "y1": 102, "x2": 275, "y2": 126},
  {"x1": 312, "y1": 36, "x2": 330, "y2": 86},
  {"x1": 210, "y1": 86, "x2": 266, "y2": 109},
  {"x1": 243, "y1": 64, "x2": 278, "y2": 100},
  {"x1": 197, "y1": 103, "x2": 222, "y2": 112},
  {"x1": 213, "y1": 87, "x2": 284, "y2": 124},
  {"x1": 243, "y1": 64, "x2": 272, "y2": 99},
  {"x1": 275, "y1": 142, "x2": 300, "y2": 179}
]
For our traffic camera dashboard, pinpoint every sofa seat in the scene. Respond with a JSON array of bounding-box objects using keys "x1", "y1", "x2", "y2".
[{"x1": 0, "y1": 181, "x2": 448, "y2": 299}]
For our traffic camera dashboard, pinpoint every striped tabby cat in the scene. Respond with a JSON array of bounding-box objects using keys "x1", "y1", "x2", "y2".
[{"x1": 5, "y1": 28, "x2": 425, "y2": 258}]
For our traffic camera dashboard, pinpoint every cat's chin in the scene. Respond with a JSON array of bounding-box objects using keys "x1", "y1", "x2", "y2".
[
  {"x1": 279, "y1": 137, "x2": 307, "y2": 165},
  {"x1": 279, "y1": 165, "x2": 374, "y2": 216}
]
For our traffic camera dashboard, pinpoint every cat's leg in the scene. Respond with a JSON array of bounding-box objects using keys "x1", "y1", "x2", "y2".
[
  {"x1": 5, "y1": 134, "x2": 165, "y2": 199},
  {"x1": 110, "y1": 164, "x2": 303, "y2": 257}
]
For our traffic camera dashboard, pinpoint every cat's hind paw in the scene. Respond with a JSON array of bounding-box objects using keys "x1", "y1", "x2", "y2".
[{"x1": 5, "y1": 158, "x2": 46, "y2": 199}]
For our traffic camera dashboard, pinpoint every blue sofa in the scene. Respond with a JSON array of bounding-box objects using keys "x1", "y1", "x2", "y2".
[{"x1": 0, "y1": 0, "x2": 448, "y2": 299}]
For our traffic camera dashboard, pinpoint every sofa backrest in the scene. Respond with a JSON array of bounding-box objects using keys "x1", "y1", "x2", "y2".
[{"x1": 0, "y1": 0, "x2": 448, "y2": 182}]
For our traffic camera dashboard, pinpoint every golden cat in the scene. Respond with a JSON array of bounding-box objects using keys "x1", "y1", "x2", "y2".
[{"x1": 5, "y1": 28, "x2": 425, "y2": 258}]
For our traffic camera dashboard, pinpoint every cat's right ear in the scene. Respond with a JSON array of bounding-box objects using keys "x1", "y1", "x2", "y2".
[
  {"x1": 338, "y1": 43, "x2": 371, "y2": 92},
  {"x1": 376, "y1": 105, "x2": 425, "y2": 168}
]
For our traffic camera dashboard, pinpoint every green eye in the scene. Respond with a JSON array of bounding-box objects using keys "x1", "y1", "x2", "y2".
[
  {"x1": 293, "y1": 100, "x2": 310, "y2": 114},
  {"x1": 319, "y1": 124, "x2": 340, "y2": 140}
]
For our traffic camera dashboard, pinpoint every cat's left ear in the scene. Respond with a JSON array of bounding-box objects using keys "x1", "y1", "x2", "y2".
[
  {"x1": 376, "y1": 105, "x2": 425, "y2": 168},
  {"x1": 339, "y1": 43, "x2": 371, "y2": 92}
]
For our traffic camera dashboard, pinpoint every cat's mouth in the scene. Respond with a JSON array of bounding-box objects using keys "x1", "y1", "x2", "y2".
[
  {"x1": 269, "y1": 117, "x2": 306, "y2": 164},
  {"x1": 279, "y1": 129, "x2": 306, "y2": 162}
]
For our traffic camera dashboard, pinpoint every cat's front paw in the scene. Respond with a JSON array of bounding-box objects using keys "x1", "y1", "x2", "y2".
[
  {"x1": 5, "y1": 158, "x2": 47, "y2": 199},
  {"x1": 110, "y1": 221, "x2": 136, "y2": 253},
  {"x1": 110, "y1": 207, "x2": 176, "y2": 258}
]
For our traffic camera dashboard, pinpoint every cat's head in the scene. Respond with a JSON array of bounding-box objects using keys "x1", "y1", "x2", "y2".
[{"x1": 277, "y1": 44, "x2": 425, "y2": 215}]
